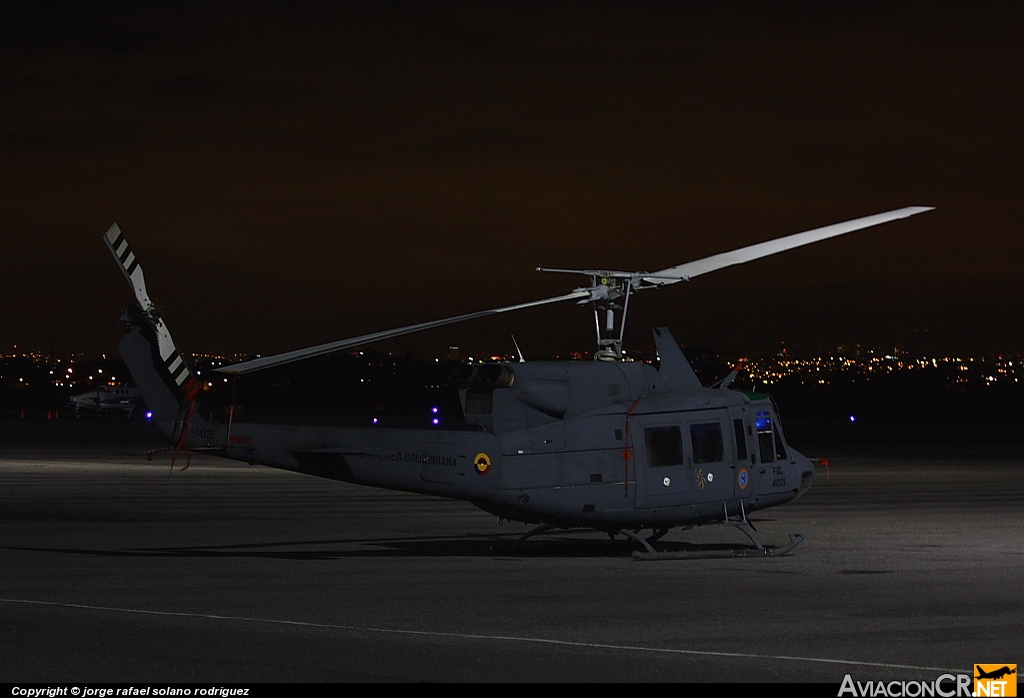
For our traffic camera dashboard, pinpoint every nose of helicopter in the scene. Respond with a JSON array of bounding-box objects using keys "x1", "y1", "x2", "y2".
[{"x1": 791, "y1": 450, "x2": 815, "y2": 500}]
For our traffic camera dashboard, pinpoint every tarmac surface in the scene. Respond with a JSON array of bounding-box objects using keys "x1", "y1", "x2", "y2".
[{"x1": 1, "y1": 418, "x2": 1022, "y2": 682}]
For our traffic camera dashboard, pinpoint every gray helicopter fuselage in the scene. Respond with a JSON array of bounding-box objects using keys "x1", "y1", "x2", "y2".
[{"x1": 124, "y1": 325, "x2": 813, "y2": 531}]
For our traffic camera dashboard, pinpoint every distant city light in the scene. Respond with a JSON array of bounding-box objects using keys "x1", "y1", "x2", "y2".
[
  {"x1": 849, "y1": 415, "x2": 856, "y2": 422},
  {"x1": 432, "y1": 418, "x2": 439, "y2": 425},
  {"x1": 431, "y1": 407, "x2": 438, "y2": 413},
  {"x1": 145, "y1": 411, "x2": 153, "y2": 419},
  {"x1": 372, "y1": 418, "x2": 378, "y2": 424}
]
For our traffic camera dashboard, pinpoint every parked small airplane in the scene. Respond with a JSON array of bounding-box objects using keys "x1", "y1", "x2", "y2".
[{"x1": 70, "y1": 385, "x2": 146, "y2": 417}]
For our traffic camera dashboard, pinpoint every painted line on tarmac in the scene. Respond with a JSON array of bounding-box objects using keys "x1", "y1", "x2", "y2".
[{"x1": 0, "y1": 597, "x2": 967, "y2": 673}]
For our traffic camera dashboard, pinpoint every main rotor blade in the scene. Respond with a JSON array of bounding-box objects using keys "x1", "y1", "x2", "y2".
[
  {"x1": 216, "y1": 290, "x2": 591, "y2": 374},
  {"x1": 642, "y1": 206, "x2": 934, "y2": 286}
]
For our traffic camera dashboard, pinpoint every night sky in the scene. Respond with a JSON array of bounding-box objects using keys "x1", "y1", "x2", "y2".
[{"x1": 2, "y1": 3, "x2": 1022, "y2": 360}]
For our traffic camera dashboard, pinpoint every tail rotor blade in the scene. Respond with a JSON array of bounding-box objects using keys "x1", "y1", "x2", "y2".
[
  {"x1": 103, "y1": 224, "x2": 194, "y2": 388},
  {"x1": 153, "y1": 318, "x2": 192, "y2": 388},
  {"x1": 103, "y1": 223, "x2": 153, "y2": 311}
]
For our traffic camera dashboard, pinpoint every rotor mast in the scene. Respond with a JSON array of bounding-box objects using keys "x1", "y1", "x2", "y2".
[
  {"x1": 536, "y1": 268, "x2": 646, "y2": 361},
  {"x1": 589, "y1": 275, "x2": 632, "y2": 361}
]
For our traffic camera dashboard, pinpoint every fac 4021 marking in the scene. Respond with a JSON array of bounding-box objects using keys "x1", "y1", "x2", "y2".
[{"x1": 772, "y1": 466, "x2": 787, "y2": 487}]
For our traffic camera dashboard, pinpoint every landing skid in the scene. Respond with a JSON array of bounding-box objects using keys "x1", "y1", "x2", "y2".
[
  {"x1": 628, "y1": 531, "x2": 805, "y2": 560},
  {"x1": 490, "y1": 502, "x2": 804, "y2": 559},
  {"x1": 629, "y1": 502, "x2": 805, "y2": 560},
  {"x1": 504, "y1": 524, "x2": 686, "y2": 551}
]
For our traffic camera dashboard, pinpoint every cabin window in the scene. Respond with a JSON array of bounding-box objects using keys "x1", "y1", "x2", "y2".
[
  {"x1": 732, "y1": 419, "x2": 747, "y2": 461},
  {"x1": 644, "y1": 426, "x2": 685, "y2": 467},
  {"x1": 690, "y1": 422, "x2": 724, "y2": 464},
  {"x1": 464, "y1": 389, "x2": 492, "y2": 415}
]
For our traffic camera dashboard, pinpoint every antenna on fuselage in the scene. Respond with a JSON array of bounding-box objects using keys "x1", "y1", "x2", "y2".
[
  {"x1": 714, "y1": 360, "x2": 747, "y2": 389},
  {"x1": 511, "y1": 335, "x2": 526, "y2": 363}
]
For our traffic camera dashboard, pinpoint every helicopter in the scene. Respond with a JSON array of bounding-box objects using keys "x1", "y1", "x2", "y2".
[{"x1": 104, "y1": 206, "x2": 933, "y2": 559}]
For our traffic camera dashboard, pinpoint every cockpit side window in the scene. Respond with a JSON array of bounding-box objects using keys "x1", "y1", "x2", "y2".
[
  {"x1": 644, "y1": 426, "x2": 685, "y2": 467},
  {"x1": 773, "y1": 423, "x2": 788, "y2": 461},
  {"x1": 756, "y1": 410, "x2": 775, "y2": 464}
]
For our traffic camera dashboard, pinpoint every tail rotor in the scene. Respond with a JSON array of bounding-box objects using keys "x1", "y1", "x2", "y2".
[{"x1": 103, "y1": 224, "x2": 194, "y2": 390}]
